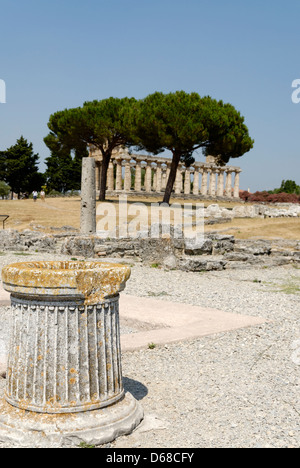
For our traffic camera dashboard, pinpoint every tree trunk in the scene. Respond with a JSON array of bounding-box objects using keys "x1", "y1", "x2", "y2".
[
  {"x1": 162, "y1": 151, "x2": 181, "y2": 205},
  {"x1": 99, "y1": 152, "x2": 111, "y2": 201}
]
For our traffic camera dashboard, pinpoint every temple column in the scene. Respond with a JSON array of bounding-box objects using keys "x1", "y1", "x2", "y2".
[
  {"x1": 107, "y1": 162, "x2": 115, "y2": 191},
  {"x1": 200, "y1": 167, "x2": 208, "y2": 196},
  {"x1": 153, "y1": 165, "x2": 157, "y2": 191},
  {"x1": 115, "y1": 158, "x2": 123, "y2": 191},
  {"x1": 217, "y1": 167, "x2": 225, "y2": 197},
  {"x1": 162, "y1": 167, "x2": 167, "y2": 190},
  {"x1": 145, "y1": 162, "x2": 152, "y2": 192},
  {"x1": 140, "y1": 163, "x2": 146, "y2": 190},
  {"x1": 134, "y1": 161, "x2": 142, "y2": 192},
  {"x1": 162, "y1": 163, "x2": 171, "y2": 190},
  {"x1": 81, "y1": 157, "x2": 96, "y2": 235},
  {"x1": 175, "y1": 166, "x2": 183, "y2": 194},
  {"x1": 156, "y1": 162, "x2": 162, "y2": 192},
  {"x1": 209, "y1": 167, "x2": 217, "y2": 197},
  {"x1": 225, "y1": 168, "x2": 233, "y2": 198},
  {"x1": 124, "y1": 159, "x2": 132, "y2": 192},
  {"x1": 233, "y1": 169, "x2": 241, "y2": 198},
  {"x1": 193, "y1": 167, "x2": 200, "y2": 196},
  {"x1": 184, "y1": 167, "x2": 191, "y2": 195}
]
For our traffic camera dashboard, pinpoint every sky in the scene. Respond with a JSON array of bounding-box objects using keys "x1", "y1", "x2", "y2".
[{"x1": 0, "y1": 0, "x2": 300, "y2": 192}]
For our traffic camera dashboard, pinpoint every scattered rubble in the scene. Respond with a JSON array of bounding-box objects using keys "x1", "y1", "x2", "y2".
[{"x1": 202, "y1": 203, "x2": 300, "y2": 219}]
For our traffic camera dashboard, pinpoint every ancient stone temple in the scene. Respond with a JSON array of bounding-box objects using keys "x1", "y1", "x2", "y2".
[{"x1": 89, "y1": 147, "x2": 242, "y2": 199}]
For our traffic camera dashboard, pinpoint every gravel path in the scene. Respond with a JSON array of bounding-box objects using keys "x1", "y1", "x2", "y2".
[{"x1": 0, "y1": 251, "x2": 299, "y2": 448}]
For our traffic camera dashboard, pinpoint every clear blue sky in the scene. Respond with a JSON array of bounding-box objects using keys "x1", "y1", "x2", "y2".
[{"x1": 0, "y1": 0, "x2": 300, "y2": 191}]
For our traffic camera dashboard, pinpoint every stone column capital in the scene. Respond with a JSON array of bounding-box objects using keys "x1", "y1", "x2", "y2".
[
  {"x1": 114, "y1": 154, "x2": 123, "y2": 161},
  {"x1": 218, "y1": 166, "x2": 226, "y2": 173},
  {"x1": 134, "y1": 156, "x2": 144, "y2": 163}
]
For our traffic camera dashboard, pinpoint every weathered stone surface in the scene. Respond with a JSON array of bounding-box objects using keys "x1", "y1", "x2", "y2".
[
  {"x1": 138, "y1": 238, "x2": 174, "y2": 263},
  {"x1": 204, "y1": 204, "x2": 234, "y2": 219},
  {"x1": 234, "y1": 240, "x2": 272, "y2": 256},
  {"x1": 0, "y1": 392, "x2": 143, "y2": 448},
  {"x1": 202, "y1": 203, "x2": 300, "y2": 219},
  {"x1": 212, "y1": 241, "x2": 234, "y2": 255},
  {"x1": 263, "y1": 205, "x2": 300, "y2": 218},
  {"x1": 0, "y1": 229, "x2": 21, "y2": 250},
  {"x1": 0, "y1": 229, "x2": 298, "y2": 271},
  {"x1": 205, "y1": 218, "x2": 232, "y2": 225},
  {"x1": 163, "y1": 254, "x2": 178, "y2": 270},
  {"x1": 0, "y1": 260, "x2": 143, "y2": 446},
  {"x1": 0, "y1": 229, "x2": 56, "y2": 253},
  {"x1": 2, "y1": 260, "x2": 131, "y2": 305},
  {"x1": 61, "y1": 236, "x2": 95, "y2": 257},
  {"x1": 232, "y1": 205, "x2": 257, "y2": 218},
  {"x1": 269, "y1": 256, "x2": 295, "y2": 266},
  {"x1": 208, "y1": 234, "x2": 235, "y2": 242},
  {"x1": 80, "y1": 157, "x2": 96, "y2": 235},
  {"x1": 224, "y1": 252, "x2": 250, "y2": 262},
  {"x1": 178, "y1": 256, "x2": 227, "y2": 272},
  {"x1": 184, "y1": 238, "x2": 213, "y2": 255}
]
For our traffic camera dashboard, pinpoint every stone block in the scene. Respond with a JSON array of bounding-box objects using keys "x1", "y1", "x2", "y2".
[
  {"x1": 232, "y1": 205, "x2": 256, "y2": 218},
  {"x1": 61, "y1": 236, "x2": 95, "y2": 257},
  {"x1": 184, "y1": 238, "x2": 213, "y2": 255},
  {"x1": 178, "y1": 256, "x2": 226, "y2": 272}
]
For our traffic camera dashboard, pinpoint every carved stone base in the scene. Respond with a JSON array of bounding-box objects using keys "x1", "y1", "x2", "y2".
[{"x1": 0, "y1": 392, "x2": 143, "y2": 448}]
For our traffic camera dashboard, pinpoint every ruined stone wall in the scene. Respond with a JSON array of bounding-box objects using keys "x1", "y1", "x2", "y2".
[{"x1": 0, "y1": 229, "x2": 299, "y2": 272}]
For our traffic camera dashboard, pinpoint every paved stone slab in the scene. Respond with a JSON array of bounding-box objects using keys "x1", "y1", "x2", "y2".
[{"x1": 120, "y1": 295, "x2": 266, "y2": 351}]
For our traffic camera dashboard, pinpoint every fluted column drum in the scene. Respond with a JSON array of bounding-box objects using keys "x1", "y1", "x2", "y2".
[{"x1": 2, "y1": 261, "x2": 131, "y2": 415}]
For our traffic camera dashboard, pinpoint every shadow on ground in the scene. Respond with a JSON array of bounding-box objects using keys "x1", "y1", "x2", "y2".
[{"x1": 123, "y1": 377, "x2": 148, "y2": 401}]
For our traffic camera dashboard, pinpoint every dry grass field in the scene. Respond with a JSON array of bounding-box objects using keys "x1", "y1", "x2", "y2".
[
  {"x1": 0, "y1": 196, "x2": 299, "y2": 240},
  {"x1": 209, "y1": 217, "x2": 300, "y2": 240},
  {"x1": 0, "y1": 197, "x2": 82, "y2": 231}
]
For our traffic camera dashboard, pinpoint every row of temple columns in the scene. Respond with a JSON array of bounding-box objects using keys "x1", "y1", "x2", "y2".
[{"x1": 95, "y1": 156, "x2": 242, "y2": 199}]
